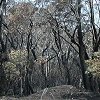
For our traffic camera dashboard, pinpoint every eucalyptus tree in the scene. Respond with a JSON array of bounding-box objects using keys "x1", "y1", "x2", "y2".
[
  {"x1": 89, "y1": 0, "x2": 100, "y2": 52},
  {"x1": 0, "y1": 0, "x2": 8, "y2": 96},
  {"x1": 1, "y1": 0, "x2": 99, "y2": 96},
  {"x1": 43, "y1": 0, "x2": 91, "y2": 90}
]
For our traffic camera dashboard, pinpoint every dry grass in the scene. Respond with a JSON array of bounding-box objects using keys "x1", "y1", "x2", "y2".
[{"x1": 1, "y1": 85, "x2": 100, "y2": 100}]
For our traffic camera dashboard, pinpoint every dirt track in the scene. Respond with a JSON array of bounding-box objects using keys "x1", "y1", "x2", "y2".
[{"x1": 1, "y1": 85, "x2": 100, "y2": 100}]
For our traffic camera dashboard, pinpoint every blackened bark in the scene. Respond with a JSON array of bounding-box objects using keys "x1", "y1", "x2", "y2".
[
  {"x1": 61, "y1": 47, "x2": 70, "y2": 85},
  {"x1": 0, "y1": 5, "x2": 7, "y2": 95},
  {"x1": 41, "y1": 63, "x2": 47, "y2": 88},
  {"x1": 89, "y1": 0, "x2": 100, "y2": 52},
  {"x1": 24, "y1": 69, "x2": 34, "y2": 96},
  {"x1": 0, "y1": 63, "x2": 6, "y2": 96},
  {"x1": 88, "y1": 73, "x2": 94, "y2": 91},
  {"x1": 77, "y1": 0, "x2": 87, "y2": 89},
  {"x1": 98, "y1": 78, "x2": 100, "y2": 92}
]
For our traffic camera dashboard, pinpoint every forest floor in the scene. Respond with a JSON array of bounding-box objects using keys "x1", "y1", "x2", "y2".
[{"x1": 1, "y1": 85, "x2": 100, "y2": 100}]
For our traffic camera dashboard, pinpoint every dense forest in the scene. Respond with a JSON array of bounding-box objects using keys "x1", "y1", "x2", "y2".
[{"x1": 0, "y1": 0, "x2": 100, "y2": 99}]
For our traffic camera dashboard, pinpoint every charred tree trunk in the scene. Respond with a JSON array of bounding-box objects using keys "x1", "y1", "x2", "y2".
[
  {"x1": 24, "y1": 68, "x2": 34, "y2": 96},
  {"x1": 0, "y1": 5, "x2": 7, "y2": 95},
  {"x1": 77, "y1": 0, "x2": 87, "y2": 89},
  {"x1": 0, "y1": 63, "x2": 6, "y2": 96},
  {"x1": 89, "y1": 0, "x2": 100, "y2": 52},
  {"x1": 41, "y1": 63, "x2": 47, "y2": 89},
  {"x1": 61, "y1": 47, "x2": 70, "y2": 85}
]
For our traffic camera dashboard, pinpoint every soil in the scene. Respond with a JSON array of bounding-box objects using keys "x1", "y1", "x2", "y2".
[{"x1": 1, "y1": 85, "x2": 100, "y2": 100}]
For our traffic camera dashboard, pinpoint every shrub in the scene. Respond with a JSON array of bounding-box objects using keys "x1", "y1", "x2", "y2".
[{"x1": 85, "y1": 51, "x2": 100, "y2": 76}]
